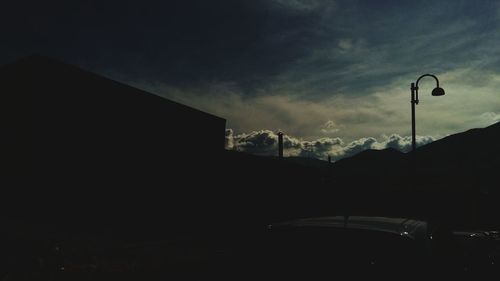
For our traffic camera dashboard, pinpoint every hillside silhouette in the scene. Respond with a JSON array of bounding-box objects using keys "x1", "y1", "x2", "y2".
[{"x1": 328, "y1": 122, "x2": 500, "y2": 227}]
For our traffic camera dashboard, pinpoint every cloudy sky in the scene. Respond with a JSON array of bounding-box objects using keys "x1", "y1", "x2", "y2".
[{"x1": 2, "y1": 0, "x2": 499, "y2": 160}]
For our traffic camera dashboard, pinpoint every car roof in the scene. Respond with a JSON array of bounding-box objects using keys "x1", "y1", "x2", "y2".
[{"x1": 269, "y1": 216, "x2": 429, "y2": 241}]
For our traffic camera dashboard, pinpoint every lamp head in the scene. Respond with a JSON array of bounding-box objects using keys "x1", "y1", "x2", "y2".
[{"x1": 431, "y1": 87, "x2": 445, "y2": 96}]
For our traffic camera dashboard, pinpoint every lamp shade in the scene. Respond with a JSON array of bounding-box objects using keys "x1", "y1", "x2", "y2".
[{"x1": 431, "y1": 87, "x2": 445, "y2": 96}]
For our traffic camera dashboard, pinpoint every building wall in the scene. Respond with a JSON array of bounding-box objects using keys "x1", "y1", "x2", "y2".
[{"x1": 0, "y1": 56, "x2": 226, "y2": 220}]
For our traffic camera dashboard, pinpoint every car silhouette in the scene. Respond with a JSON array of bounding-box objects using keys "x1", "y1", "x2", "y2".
[{"x1": 261, "y1": 216, "x2": 499, "y2": 280}]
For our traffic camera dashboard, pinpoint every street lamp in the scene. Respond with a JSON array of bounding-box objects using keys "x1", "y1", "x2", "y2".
[{"x1": 411, "y1": 74, "x2": 445, "y2": 151}]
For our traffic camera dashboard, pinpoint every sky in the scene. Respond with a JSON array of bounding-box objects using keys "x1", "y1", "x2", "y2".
[{"x1": 2, "y1": 0, "x2": 500, "y2": 161}]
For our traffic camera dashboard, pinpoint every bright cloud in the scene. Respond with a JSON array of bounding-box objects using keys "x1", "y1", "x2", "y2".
[{"x1": 225, "y1": 129, "x2": 434, "y2": 161}]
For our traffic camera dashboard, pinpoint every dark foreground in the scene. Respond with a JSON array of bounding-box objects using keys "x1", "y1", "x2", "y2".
[{"x1": 1, "y1": 216, "x2": 499, "y2": 281}]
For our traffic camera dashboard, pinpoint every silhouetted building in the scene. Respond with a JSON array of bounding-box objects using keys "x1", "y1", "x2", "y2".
[
  {"x1": 0, "y1": 55, "x2": 226, "y2": 220},
  {"x1": 1, "y1": 54, "x2": 225, "y2": 167}
]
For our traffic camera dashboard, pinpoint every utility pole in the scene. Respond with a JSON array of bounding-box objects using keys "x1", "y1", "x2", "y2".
[{"x1": 278, "y1": 131, "x2": 284, "y2": 159}]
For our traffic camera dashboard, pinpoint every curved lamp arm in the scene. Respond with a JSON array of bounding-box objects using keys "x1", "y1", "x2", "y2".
[
  {"x1": 412, "y1": 74, "x2": 442, "y2": 104},
  {"x1": 415, "y1": 73, "x2": 440, "y2": 88}
]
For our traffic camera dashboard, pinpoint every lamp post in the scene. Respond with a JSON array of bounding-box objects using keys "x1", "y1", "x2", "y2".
[{"x1": 411, "y1": 74, "x2": 445, "y2": 151}]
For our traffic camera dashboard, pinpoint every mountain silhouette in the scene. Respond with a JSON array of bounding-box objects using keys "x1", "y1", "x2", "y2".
[
  {"x1": 282, "y1": 156, "x2": 330, "y2": 169},
  {"x1": 411, "y1": 122, "x2": 500, "y2": 173},
  {"x1": 328, "y1": 122, "x2": 500, "y2": 227},
  {"x1": 333, "y1": 147, "x2": 405, "y2": 171}
]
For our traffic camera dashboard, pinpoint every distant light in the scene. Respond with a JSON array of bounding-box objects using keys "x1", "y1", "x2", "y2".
[{"x1": 401, "y1": 231, "x2": 409, "y2": 236}]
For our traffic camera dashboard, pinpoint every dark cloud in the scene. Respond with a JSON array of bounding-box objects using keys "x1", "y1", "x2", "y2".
[
  {"x1": 3, "y1": 0, "x2": 498, "y2": 97},
  {"x1": 1, "y1": 0, "x2": 326, "y2": 90}
]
